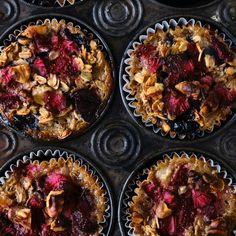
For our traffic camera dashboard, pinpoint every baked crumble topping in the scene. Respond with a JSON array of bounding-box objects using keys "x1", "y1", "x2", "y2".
[
  {"x1": 128, "y1": 23, "x2": 236, "y2": 138},
  {"x1": 0, "y1": 19, "x2": 112, "y2": 140},
  {"x1": 130, "y1": 154, "x2": 236, "y2": 236},
  {"x1": 0, "y1": 157, "x2": 106, "y2": 236}
]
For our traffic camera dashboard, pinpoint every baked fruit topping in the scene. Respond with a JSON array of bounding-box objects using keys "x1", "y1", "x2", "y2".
[
  {"x1": 128, "y1": 23, "x2": 236, "y2": 138},
  {"x1": 130, "y1": 153, "x2": 236, "y2": 236},
  {"x1": 0, "y1": 19, "x2": 112, "y2": 140},
  {"x1": 0, "y1": 157, "x2": 106, "y2": 236}
]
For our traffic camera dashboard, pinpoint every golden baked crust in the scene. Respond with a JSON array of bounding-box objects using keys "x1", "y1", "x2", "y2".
[
  {"x1": 0, "y1": 156, "x2": 106, "y2": 236},
  {"x1": 0, "y1": 19, "x2": 113, "y2": 140},
  {"x1": 130, "y1": 153, "x2": 236, "y2": 236},
  {"x1": 128, "y1": 23, "x2": 236, "y2": 138}
]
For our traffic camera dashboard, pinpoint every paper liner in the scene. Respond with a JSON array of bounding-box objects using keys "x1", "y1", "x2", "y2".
[
  {"x1": 0, "y1": 17, "x2": 114, "y2": 141},
  {"x1": 118, "y1": 151, "x2": 236, "y2": 236},
  {"x1": 120, "y1": 17, "x2": 236, "y2": 140},
  {"x1": 0, "y1": 149, "x2": 113, "y2": 236}
]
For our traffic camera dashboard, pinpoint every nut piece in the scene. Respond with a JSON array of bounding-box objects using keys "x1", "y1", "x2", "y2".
[
  {"x1": 48, "y1": 74, "x2": 59, "y2": 89},
  {"x1": 131, "y1": 212, "x2": 143, "y2": 224},
  {"x1": 19, "y1": 49, "x2": 32, "y2": 59},
  {"x1": 13, "y1": 64, "x2": 31, "y2": 83},
  {"x1": 145, "y1": 83, "x2": 164, "y2": 96},
  {"x1": 49, "y1": 50, "x2": 60, "y2": 61},
  {"x1": 21, "y1": 25, "x2": 47, "y2": 38},
  {"x1": 34, "y1": 74, "x2": 47, "y2": 85},
  {"x1": 51, "y1": 219, "x2": 65, "y2": 232},
  {"x1": 178, "y1": 186, "x2": 187, "y2": 195},
  {"x1": 205, "y1": 55, "x2": 215, "y2": 69},
  {"x1": 206, "y1": 218, "x2": 228, "y2": 236},
  {"x1": 16, "y1": 208, "x2": 31, "y2": 219},
  {"x1": 155, "y1": 201, "x2": 172, "y2": 219},
  {"x1": 225, "y1": 67, "x2": 236, "y2": 75},
  {"x1": 175, "y1": 81, "x2": 200, "y2": 99},
  {"x1": 18, "y1": 37, "x2": 31, "y2": 45}
]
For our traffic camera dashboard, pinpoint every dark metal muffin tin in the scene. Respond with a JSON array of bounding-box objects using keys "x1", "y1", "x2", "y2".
[{"x1": 0, "y1": 0, "x2": 236, "y2": 235}]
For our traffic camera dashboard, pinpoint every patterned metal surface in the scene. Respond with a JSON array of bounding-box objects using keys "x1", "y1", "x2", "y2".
[
  {"x1": 0, "y1": 0, "x2": 18, "y2": 25},
  {"x1": 93, "y1": 0, "x2": 143, "y2": 37},
  {"x1": 91, "y1": 119, "x2": 141, "y2": 168}
]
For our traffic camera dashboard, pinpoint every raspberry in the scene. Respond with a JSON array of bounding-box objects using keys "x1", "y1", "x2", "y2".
[
  {"x1": 72, "y1": 210, "x2": 98, "y2": 234},
  {"x1": 214, "y1": 84, "x2": 236, "y2": 106},
  {"x1": 136, "y1": 44, "x2": 161, "y2": 73},
  {"x1": 200, "y1": 75, "x2": 214, "y2": 87},
  {"x1": 44, "y1": 90, "x2": 67, "y2": 113},
  {"x1": 163, "y1": 191, "x2": 175, "y2": 204},
  {"x1": 26, "y1": 163, "x2": 41, "y2": 178},
  {"x1": 0, "y1": 93, "x2": 19, "y2": 110},
  {"x1": 0, "y1": 67, "x2": 14, "y2": 86},
  {"x1": 61, "y1": 39, "x2": 80, "y2": 55},
  {"x1": 28, "y1": 194, "x2": 45, "y2": 209},
  {"x1": 165, "y1": 89, "x2": 190, "y2": 119},
  {"x1": 33, "y1": 57, "x2": 48, "y2": 76},
  {"x1": 211, "y1": 36, "x2": 233, "y2": 62},
  {"x1": 164, "y1": 54, "x2": 195, "y2": 86},
  {"x1": 45, "y1": 172, "x2": 68, "y2": 191},
  {"x1": 192, "y1": 189, "x2": 213, "y2": 208}
]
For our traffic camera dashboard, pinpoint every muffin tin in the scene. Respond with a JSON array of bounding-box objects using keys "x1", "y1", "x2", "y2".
[{"x1": 0, "y1": 0, "x2": 236, "y2": 235}]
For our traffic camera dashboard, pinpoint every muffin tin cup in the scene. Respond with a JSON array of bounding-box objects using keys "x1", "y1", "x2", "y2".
[
  {"x1": 0, "y1": 14, "x2": 115, "y2": 142},
  {"x1": 0, "y1": 148, "x2": 114, "y2": 236},
  {"x1": 118, "y1": 149, "x2": 236, "y2": 236},
  {"x1": 119, "y1": 16, "x2": 236, "y2": 141}
]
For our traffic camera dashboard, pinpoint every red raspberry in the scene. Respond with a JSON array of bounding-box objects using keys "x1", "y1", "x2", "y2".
[
  {"x1": 136, "y1": 44, "x2": 161, "y2": 73},
  {"x1": 44, "y1": 90, "x2": 67, "y2": 113}
]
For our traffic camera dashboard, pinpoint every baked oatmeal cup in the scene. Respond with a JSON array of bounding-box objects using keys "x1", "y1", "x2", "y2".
[
  {"x1": 123, "y1": 18, "x2": 236, "y2": 139},
  {"x1": 0, "y1": 18, "x2": 113, "y2": 140},
  {"x1": 0, "y1": 154, "x2": 108, "y2": 236},
  {"x1": 129, "y1": 153, "x2": 236, "y2": 236}
]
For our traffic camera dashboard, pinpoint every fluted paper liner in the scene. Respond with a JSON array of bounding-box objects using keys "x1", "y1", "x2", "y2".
[
  {"x1": 0, "y1": 17, "x2": 114, "y2": 141},
  {"x1": 121, "y1": 17, "x2": 235, "y2": 140},
  {"x1": 119, "y1": 151, "x2": 236, "y2": 235}
]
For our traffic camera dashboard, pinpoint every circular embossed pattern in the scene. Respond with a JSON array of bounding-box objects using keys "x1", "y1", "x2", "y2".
[
  {"x1": 91, "y1": 120, "x2": 141, "y2": 168},
  {"x1": 0, "y1": 126, "x2": 17, "y2": 160},
  {"x1": 93, "y1": 0, "x2": 143, "y2": 37},
  {"x1": 0, "y1": 0, "x2": 18, "y2": 26},
  {"x1": 220, "y1": 130, "x2": 236, "y2": 159},
  {"x1": 217, "y1": 1, "x2": 236, "y2": 24}
]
